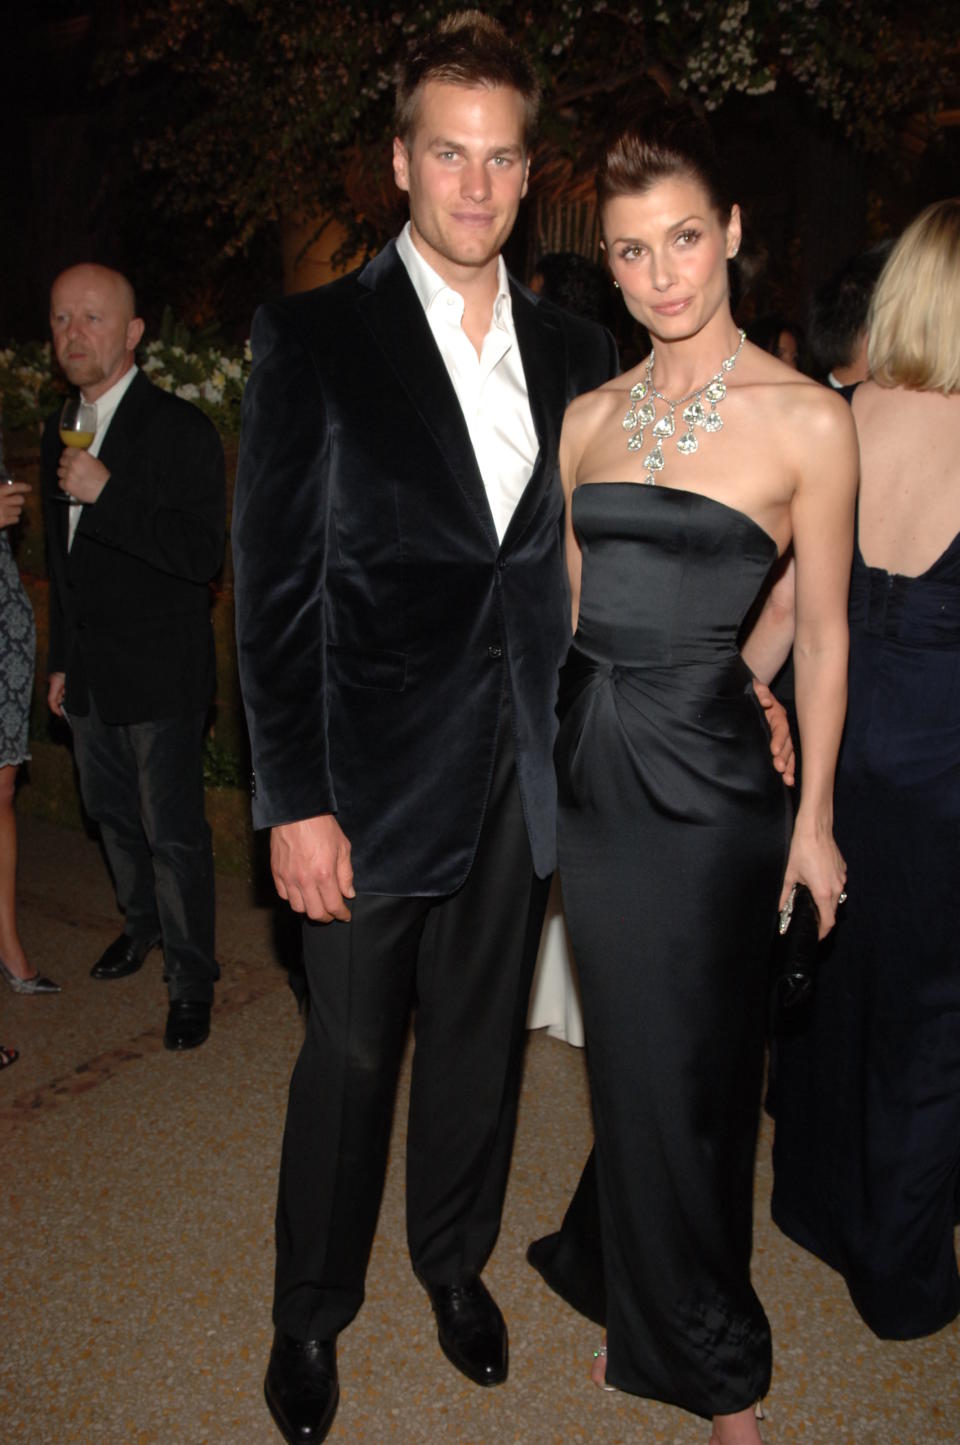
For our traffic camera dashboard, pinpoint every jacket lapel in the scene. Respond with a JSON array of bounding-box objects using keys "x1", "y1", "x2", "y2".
[
  {"x1": 357, "y1": 242, "x2": 499, "y2": 550},
  {"x1": 69, "y1": 371, "x2": 156, "y2": 569},
  {"x1": 500, "y1": 281, "x2": 566, "y2": 551},
  {"x1": 97, "y1": 369, "x2": 155, "y2": 475}
]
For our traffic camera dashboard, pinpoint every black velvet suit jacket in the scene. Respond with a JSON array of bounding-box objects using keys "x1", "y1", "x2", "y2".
[
  {"x1": 233, "y1": 241, "x2": 618, "y2": 894},
  {"x1": 42, "y1": 369, "x2": 225, "y2": 724}
]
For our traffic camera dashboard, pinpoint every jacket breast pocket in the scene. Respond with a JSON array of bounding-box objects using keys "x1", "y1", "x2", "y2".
[{"x1": 327, "y1": 645, "x2": 407, "y2": 692}]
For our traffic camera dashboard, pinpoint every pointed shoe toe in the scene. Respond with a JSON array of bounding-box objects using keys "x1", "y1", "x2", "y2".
[
  {"x1": 264, "y1": 1332, "x2": 339, "y2": 1443},
  {"x1": 0, "y1": 958, "x2": 61, "y2": 995},
  {"x1": 163, "y1": 1000, "x2": 211, "y2": 1051},
  {"x1": 425, "y1": 1277, "x2": 508, "y2": 1386},
  {"x1": 90, "y1": 933, "x2": 157, "y2": 980}
]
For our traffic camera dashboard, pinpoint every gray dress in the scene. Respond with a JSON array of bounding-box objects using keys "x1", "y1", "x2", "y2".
[{"x1": 0, "y1": 452, "x2": 35, "y2": 768}]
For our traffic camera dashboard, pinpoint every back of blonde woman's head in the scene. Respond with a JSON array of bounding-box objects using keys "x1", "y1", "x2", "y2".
[{"x1": 867, "y1": 198, "x2": 960, "y2": 394}]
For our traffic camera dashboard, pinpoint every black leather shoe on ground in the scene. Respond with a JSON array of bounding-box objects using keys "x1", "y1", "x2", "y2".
[
  {"x1": 264, "y1": 1332, "x2": 339, "y2": 1443},
  {"x1": 90, "y1": 933, "x2": 157, "y2": 980},
  {"x1": 163, "y1": 1000, "x2": 211, "y2": 1051},
  {"x1": 425, "y1": 1276, "x2": 508, "y2": 1386}
]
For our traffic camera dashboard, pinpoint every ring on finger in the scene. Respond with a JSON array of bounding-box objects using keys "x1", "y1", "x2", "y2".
[{"x1": 837, "y1": 891, "x2": 848, "y2": 906}]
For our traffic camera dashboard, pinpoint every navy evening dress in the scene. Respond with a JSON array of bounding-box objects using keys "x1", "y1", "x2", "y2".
[{"x1": 772, "y1": 525, "x2": 960, "y2": 1339}]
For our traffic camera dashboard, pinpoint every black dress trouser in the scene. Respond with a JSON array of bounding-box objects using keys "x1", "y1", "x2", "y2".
[
  {"x1": 71, "y1": 698, "x2": 218, "y2": 1002},
  {"x1": 273, "y1": 698, "x2": 552, "y2": 1341}
]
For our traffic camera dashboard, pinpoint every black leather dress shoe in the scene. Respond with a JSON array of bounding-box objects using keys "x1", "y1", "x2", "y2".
[
  {"x1": 90, "y1": 933, "x2": 157, "y2": 980},
  {"x1": 264, "y1": 1332, "x2": 339, "y2": 1443},
  {"x1": 163, "y1": 1000, "x2": 211, "y2": 1051},
  {"x1": 425, "y1": 1276, "x2": 508, "y2": 1386}
]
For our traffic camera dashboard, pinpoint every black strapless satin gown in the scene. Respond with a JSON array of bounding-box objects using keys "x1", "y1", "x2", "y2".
[{"x1": 530, "y1": 483, "x2": 789, "y2": 1419}]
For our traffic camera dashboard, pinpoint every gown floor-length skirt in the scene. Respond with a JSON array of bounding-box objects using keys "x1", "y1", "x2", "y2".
[
  {"x1": 529, "y1": 483, "x2": 789, "y2": 1419},
  {"x1": 772, "y1": 531, "x2": 960, "y2": 1339}
]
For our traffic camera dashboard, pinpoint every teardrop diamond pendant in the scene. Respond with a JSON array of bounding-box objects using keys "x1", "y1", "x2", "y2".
[{"x1": 621, "y1": 329, "x2": 746, "y2": 484}]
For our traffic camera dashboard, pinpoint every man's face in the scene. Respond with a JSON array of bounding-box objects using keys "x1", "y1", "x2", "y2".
[
  {"x1": 50, "y1": 266, "x2": 144, "y2": 402},
  {"x1": 393, "y1": 81, "x2": 530, "y2": 285}
]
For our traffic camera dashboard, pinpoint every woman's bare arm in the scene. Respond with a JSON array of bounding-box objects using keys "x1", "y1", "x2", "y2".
[
  {"x1": 741, "y1": 552, "x2": 796, "y2": 685},
  {"x1": 782, "y1": 394, "x2": 859, "y2": 935}
]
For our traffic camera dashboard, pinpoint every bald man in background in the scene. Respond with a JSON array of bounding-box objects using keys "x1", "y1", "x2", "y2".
[{"x1": 43, "y1": 264, "x2": 225, "y2": 1050}]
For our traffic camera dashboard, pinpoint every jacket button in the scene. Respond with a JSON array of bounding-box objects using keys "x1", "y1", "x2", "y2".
[{"x1": 487, "y1": 643, "x2": 502, "y2": 659}]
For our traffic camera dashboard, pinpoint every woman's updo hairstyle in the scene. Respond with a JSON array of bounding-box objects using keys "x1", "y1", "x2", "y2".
[{"x1": 597, "y1": 105, "x2": 734, "y2": 225}]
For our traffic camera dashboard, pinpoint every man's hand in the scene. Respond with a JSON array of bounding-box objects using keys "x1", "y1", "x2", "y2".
[
  {"x1": 0, "y1": 480, "x2": 30, "y2": 529},
  {"x1": 47, "y1": 672, "x2": 66, "y2": 719},
  {"x1": 753, "y1": 679, "x2": 796, "y2": 788},
  {"x1": 58, "y1": 448, "x2": 110, "y2": 504},
  {"x1": 270, "y1": 814, "x2": 356, "y2": 922}
]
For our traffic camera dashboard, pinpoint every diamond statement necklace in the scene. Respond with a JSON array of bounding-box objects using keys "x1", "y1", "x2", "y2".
[{"x1": 621, "y1": 328, "x2": 746, "y2": 486}]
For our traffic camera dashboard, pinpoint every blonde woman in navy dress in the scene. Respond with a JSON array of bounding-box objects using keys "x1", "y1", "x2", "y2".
[
  {"x1": 773, "y1": 199, "x2": 960, "y2": 1341},
  {"x1": 528, "y1": 110, "x2": 856, "y2": 1443}
]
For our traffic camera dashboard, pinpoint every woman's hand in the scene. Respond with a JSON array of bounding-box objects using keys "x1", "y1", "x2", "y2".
[
  {"x1": 780, "y1": 820, "x2": 847, "y2": 940},
  {"x1": 0, "y1": 480, "x2": 30, "y2": 529}
]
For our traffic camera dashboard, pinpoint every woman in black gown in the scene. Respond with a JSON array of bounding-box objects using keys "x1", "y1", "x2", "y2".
[
  {"x1": 772, "y1": 200, "x2": 960, "y2": 1340},
  {"x1": 528, "y1": 112, "x2": 857, "y2": 1443}
]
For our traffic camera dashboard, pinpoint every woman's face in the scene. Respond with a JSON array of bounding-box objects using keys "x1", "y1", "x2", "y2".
[{"x1": 602, "y1": 173, "x2": 740, "y2": 342}]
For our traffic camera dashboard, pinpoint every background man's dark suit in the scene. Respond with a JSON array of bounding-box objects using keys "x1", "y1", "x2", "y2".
[
  {"x1": 234, "y1": 238, "x2": 618, "y2": 1342},
  {"x1": 42, "y1": 368, "x2": 225, "y2": 1001}
]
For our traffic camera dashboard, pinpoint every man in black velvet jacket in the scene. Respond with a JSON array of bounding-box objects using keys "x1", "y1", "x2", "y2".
[
  {"x1": 43, "y1": 264, "x2": 225, "y2": 1052},
  {"x1": 233, "y1": 16, "x2": 618, "y2": 1441}
]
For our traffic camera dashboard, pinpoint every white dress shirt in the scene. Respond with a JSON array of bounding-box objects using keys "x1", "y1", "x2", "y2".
[
  {"x1": 395, "y1": 224, "x2": 538, "y2": 543},
  {"x1": 68, "y1": 364, "x2": 139, "y2": 550}
]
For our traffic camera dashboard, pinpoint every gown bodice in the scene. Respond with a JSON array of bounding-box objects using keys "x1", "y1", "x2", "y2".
[
  {"x1": 849, "y1": 529, "x2": 960, "y2": 648},
  {"x1": 572, "y1": 483, "x2": 779, "y2": 669}
]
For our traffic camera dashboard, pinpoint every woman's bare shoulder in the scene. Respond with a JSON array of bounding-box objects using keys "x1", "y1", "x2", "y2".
[
  {"x1": 560, "y1": 375, "x2": 636, "y2": 485},
  {"x1": 792, "y1": 376, "x2": 856, "y2": 442},
  {"x1": 563, "y1": 374, "x2": 630, "y2": 438},
  {"x1": 742, "y1": 347, "x2": 855, "y2": 441}
]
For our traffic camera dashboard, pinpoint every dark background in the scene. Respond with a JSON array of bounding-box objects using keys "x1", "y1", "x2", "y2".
[{"x1": 3, "y1": 1, "x2": 958, "y2": 343}]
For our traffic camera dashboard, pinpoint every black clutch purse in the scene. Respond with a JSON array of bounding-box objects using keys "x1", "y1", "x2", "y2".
[{"x1": 773, "y1": 883, "x2": 820, "y2": 1015}]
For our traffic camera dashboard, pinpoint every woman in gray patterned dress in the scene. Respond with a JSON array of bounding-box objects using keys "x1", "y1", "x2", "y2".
[{"x1": 0, "y1": 427, "x2": 59, "y2": 995}]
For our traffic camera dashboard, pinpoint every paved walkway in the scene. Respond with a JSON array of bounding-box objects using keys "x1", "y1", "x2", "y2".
[{"x1": 2, "y1": 815, "x2": 957, "y2": 1442}]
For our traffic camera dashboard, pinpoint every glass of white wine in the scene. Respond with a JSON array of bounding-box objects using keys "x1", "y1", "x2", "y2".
[{"x1": 56, "y1": 396, "x2": 98, "y2": 502}]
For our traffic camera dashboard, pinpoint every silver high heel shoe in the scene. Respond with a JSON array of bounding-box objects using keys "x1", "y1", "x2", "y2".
[{"x1": 0, "y1": 957, "x2": 61, "y2": 995}]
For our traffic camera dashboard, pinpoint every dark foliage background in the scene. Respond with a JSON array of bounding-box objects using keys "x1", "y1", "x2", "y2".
[{"x1": 2, "y1": 0, "x2": 957, "y2": 341}]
